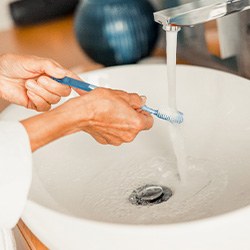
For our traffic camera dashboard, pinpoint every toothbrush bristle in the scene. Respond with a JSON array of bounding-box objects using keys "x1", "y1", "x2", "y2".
[{"x1": 157, "y1": 111, "x2": 184, "y2": 124}]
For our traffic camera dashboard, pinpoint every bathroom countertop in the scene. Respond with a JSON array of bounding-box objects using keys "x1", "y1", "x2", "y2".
[
  {"x1": 0, "y1": 16, "x2": 219, "y2": 250},
  {"x1": 0, "y1": 16, "x2": 97, "y2": 69},
  {"x1": 17, "y1": 220, "x2": 48, "y2": 250}
]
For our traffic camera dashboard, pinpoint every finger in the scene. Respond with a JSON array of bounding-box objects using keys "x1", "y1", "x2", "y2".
[
  {"x1": 105, "y1": 136, "x2": 123, "y2": 146},
  {"x1": 26, "y1": 91, "x2": 51, "y2": 111},
  {"x1": 110, "y1": 131, "x2": 136, "y2": 144},
  {"x1": 68, "y1": 75, "x2": 91, "y2": 96},
  {"x1": 89, "y1": 132, "x2": 109, "y2": 145},
  {"x1": 128, "y1": 93, "x2": 145, "y2": 109},
  {"x1": 96, "y1": 131, "x2": 124, "y2": 146},
  {"x1": 90, "y1": 126, "x2": 135, "y2": 144},
  {"x1": 137, "y1": 109, "x2": 150, "y2": 116},
  {"x1": 26, "y1": 79, "x2": 61, "y2": 104},
  {"x1": 140, "y1": 95, "x2": 147, "y2": 106},
  {"x1": 137, "y1": 113, "x2": 154, "y2": 130},
  {"x1": 95, "y1": 130, "x2": 124, "y2": 145},
  {"x1": 113, "y1": 90, "x2": 144, "y2": 109},
  {"x1": 25, "y1": 55, "x2": 82, "y2": 80},
  {"x1": 40, "y1": 58, "x2": 82, "y2": 82},
  {"x1": 26, "y1": 99, "x2": 37, "y2": 110},
  {"x1": 39, "y1": 59, "x2": 66, "y2": 78},
  {"x1": 57, "y1": 71, "x2": 86, "y2": 96},
  {"x1": 25, "y1": 57, "x2": 67, "y2": 79},
  {"x1": 50, "y1": 62, "x2": 83, "y2": 83},
  {"x1": 64, "y1": 69, "x2": 82, "y2": 81},
  {"x1": 85, "y1": 127, "x2": 123, "y2": 146},
  {"x1": 38, "y1": 76, "x2": 71, "y2": 97},
  {"x1": 81, "y1": 128, "x2": 107, "y2": 144}
]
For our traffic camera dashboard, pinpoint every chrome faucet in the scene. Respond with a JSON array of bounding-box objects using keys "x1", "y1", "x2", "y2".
[
  {"x1": 154, "y1": 0, "x2": 250, "y2": 28},
  {"x1": 153, "y1": 0, "x2": 250, "y2": 79}
]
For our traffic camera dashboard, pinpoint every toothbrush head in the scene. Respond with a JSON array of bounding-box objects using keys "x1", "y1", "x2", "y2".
[
  {"x1": 156, "y1": 109, "x2": 184, "y2": 124},
  {"x1": 141, "y1": 105, "x2": 184, "y2": 124}
]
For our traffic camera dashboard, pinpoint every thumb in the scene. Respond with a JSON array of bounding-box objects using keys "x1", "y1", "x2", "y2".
[
  {"x1": 129, "y1": 94, "x2": 147, "y2": 109},
  {"x1": 29, "y1": 57, "x2": 67, "y2": 78},
  {"x1": 140, "y1": 95, "x2": 147, "y2": 106}
]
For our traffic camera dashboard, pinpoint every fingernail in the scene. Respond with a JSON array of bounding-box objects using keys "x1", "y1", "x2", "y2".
[
  {"x1": 26, "y1": 80, "x2": 36, "y2": 89},
  {"x1": 39, "y1": 76, "x2": 48, "y2": 84},
  {"x1": 140, "y1": 95, "x2": 147, "y2": 105},
  {"x1": 27, "y1": 90, "x2": 35, "y2": 97}
]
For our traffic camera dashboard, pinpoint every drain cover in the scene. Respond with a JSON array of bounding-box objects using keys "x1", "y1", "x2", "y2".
[{"x1": 129, "y1": 184, "x2": 173, "y2": 206}]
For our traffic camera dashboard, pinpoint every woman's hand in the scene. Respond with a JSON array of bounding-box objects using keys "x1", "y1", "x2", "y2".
[
  {"x1": 64, "y1": 88, "x2": 153, "y2": 145},
  {"x1": 0, "y1": 54, "x2": 73, "y2": 111},
  {"x1": 21, "y1": 88, "x2": 153, "y2": 151}
]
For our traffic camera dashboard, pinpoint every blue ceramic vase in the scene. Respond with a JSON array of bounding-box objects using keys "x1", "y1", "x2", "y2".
[{"x1": 74, "y1": 0, "x2": 159, "y2": 66}]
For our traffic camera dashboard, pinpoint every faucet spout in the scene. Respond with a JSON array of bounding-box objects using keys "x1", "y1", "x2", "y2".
[{"x1": 154, "y1": 0, "x2": 250, "y2": 28}]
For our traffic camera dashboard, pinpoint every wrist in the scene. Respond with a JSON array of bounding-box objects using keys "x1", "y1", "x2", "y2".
[
  {"x1": 20, "y1": 106, "x2": 76, "y2": 152},
  {"x1": 20, "y1": 97, "x2": 92, "y2": 152},
  {"x1": 0, "y1": 76, "x2": 3, "y2": 100},
  {"x1": 58, "y1": 97, "x2": 93, "y2": 131},
  {"x1": 0, "y1": 54, "x2": 9, "y2": 99}
]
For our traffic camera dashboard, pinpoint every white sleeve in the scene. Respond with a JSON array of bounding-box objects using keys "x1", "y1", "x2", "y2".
[{"x1": 0, "y1": 121, "x2": 32, "y2": 229}]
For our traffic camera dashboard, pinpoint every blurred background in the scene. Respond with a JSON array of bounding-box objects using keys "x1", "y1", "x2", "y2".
[{"x1": 0, "y1": 0, "x2": 249, "y2": 79}]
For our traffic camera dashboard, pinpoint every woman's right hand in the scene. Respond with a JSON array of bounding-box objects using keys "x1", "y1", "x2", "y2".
[{"x1": 21, "y1": 88, "x2": 154, "y2": 151}]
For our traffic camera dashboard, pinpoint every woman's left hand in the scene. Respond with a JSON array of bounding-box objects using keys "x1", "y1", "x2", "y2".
[{"x1": 0, "y1": 54, "x2": 75, "y2": 111}]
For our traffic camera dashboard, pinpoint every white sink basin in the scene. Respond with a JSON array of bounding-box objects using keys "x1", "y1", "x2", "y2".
[{"x1": 2, "y1": 65, "x2": 250, "y2": 250}]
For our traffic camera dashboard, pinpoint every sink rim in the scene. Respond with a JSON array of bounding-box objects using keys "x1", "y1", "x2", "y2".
[
  {"x1": 76, "y1": 63, "x2": 250, "y2": 81},
  {"x1": 21, "y1": 63, "x2": 250, "y2": 229},
  {"x1": 24, "y1": 198, "x2": 250, "y2": 229},
  {"x1": 12, "y1": 64, "x2": 250, "y2": 249}
]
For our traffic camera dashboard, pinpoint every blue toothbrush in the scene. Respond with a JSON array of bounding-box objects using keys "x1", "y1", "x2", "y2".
[{"x1": 52, "y1": 76, "x2": 184, "y2": 124}]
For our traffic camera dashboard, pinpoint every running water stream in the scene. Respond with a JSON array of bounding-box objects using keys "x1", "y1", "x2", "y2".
[
  {"x1": 166, "y1": 29, "x2": 178, "y2": 110},
  {"x1": 166, "y1": 28, "x2": 188, "y2": 183}
]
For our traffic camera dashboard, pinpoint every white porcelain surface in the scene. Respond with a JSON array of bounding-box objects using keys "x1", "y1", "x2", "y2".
[{"x1": 2, "y1": 65, "x2": 250, "y2": 250}]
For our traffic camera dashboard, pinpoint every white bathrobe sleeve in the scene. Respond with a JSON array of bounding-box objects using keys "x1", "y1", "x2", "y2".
[{"x1": 0, "y1": 121, "x2": 32, "y2": 249}]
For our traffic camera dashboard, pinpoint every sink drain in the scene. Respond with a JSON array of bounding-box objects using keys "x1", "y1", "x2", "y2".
[{"x1": 129, "y1": 184, "x2": 173, "y2": 206}]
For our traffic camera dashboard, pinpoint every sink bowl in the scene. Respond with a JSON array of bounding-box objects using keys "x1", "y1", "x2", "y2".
[{"x1": 1, "y1": 65, "x2": 250, "y2": 249}]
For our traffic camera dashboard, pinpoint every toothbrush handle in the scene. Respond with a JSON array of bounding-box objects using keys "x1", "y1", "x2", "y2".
[
  {"x1": 52, "y1": 76, "x2": 97, "y2": 92},
  {"x1": 53, "y1": 76, "x2": 157, "y2": 114},
  {"x1": 52, "y1": 76, "x2": 183, "y2": 123},
  {"x1": 141, "y1": 105, "x2": 158, "y2": 115}
]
